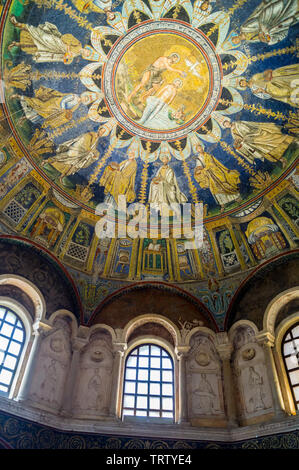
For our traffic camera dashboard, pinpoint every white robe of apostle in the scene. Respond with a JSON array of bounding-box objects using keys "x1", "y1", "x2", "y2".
[
  {"x1": 240, "y1": 0, "x2": 299, "y2": 45},
  {"x1": 148, "y1": 164, "x2": 188, "y2": 212}
]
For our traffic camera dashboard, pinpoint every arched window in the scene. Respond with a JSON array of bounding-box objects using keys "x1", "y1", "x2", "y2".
[
  {"x1": 282, "y1": 322, "x2": 299, "y2": 411},
  {"x1": 0, "y1": 305, "x2": 26, "y2": 397},
  {"x1": 122, "y1": 344, "x2": 174, "y2": 420}
]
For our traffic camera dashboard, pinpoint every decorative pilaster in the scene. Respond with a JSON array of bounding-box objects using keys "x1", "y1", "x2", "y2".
[
  {"x1": 176, "y1": 346, "x2": 190, "y2": 424},
  {"x1": 17, "y1": 321, "x2": 52, "y2": 402},
  {"x1": 256, "y1": 331, "x2": 285, "y2": 419},
  {"x1": 216, "y1": 333, "x2": 238, "y2": 428},
  {"x1": 110, "y1": 342, "x2": 127, "y2": 418}
]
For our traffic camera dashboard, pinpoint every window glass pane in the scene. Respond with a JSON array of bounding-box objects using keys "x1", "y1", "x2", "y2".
[
  {"x1": 138, "y1": 357, "x2": 149, "y2": 368},
  {"x1": 150, "y1": 383, "x2": 160, "y2": 395},
  {"x1": 0, "y1": 384, "x2": 7, "y2": 393},
  {"x1": 136, "y1": 410, "x2": 147, "y2": 417},
  {"x1": 0, "y1": 351, "x2": 4, "y2": 364},
  {"x1": 123, "y1": 395, "x2": 135, "y2": 408},
  {"x1": 0, "y1": 308, "x2": 5, "y2": 320},
  {"x1": 162, "y1": 358, "x2": 172, "y2": 369},
  {"x1": 8, "y1": 342, "x2": 21, "y2": 356},
  {"x1": 3, "y1": 355, "x2": 17, "y2": 370},
  {"x1": 127, "y1": 356, "x2": 137, "y2": 367},
  {"x1": 162, "y1": 412, "x2": 173, "y2": 418},
  {"x1": 285, "y1": 355, "x2": 298, "y2": 370},
  {"x1": 139, "y1": 345, "x2": 149, "y2": 356},
  {"x1": 162, "y1": 397, "x2": 173, "y2": 410},
  {"x1": 125, "y1": 381, "x2": 136, "y2": 394},
  {"x1": 0, "y1": 337, "x2": 9, "y2": 352},
  {"x1": 162, "y1": 370, "x2": 173, "y2": 382},
  {"x1": 293, "y1": 386, "x2": 299, "y2": 402},
  {"x1": 150, "y1": 357, "x2": 160, "y2": 369},
  {"x1": 136, "y1": 396, "x2": 147, "y2": 409},
  {"x1": 292, "y1": 326, "x2": 299, "y2": 339},
  {"x1": 150, "y1": 369, "x2": 160, "y2": 381},
  {"x1": 162, "y1": 383, "x2": 173, "y2": 396},
  {"x1": 285, "y1": 333, "x2": 291, "y2": 341},
  {"x1": 149, "y1": 411, "x2": 160, "y2": 417},
  {"x1": 284, "y1": 341, "x2": 295, "y2": 356},
  {"x1": 0, "y1": 323, "x2": 13, "y2": 338},
  {"x1": 289, "y1": 370, "x2": 299, "y2": 386},
  {"x1": 151, "y1": 345, "x2": 161, "y2": 356},
  {"x1": 138, "y1": 369, "x2": 148, "y2": 381},
  {"x1": 123, "y1": 409, "x2": 134, "y2": 416},
  {"x1": 126, "y1": 368, "x2": 136, "y2": 380},
  {"x1": 13, "y1": 329, "x2": 24, "y2": 343},
  {"x1": 137, "y1": 382, "x2": 148, "y2": 395},
  {"x1": 5, "y1": 312, "x2": 17, "y2": 325},
  {"x1": 149, "y1": 397, "x2": 160, "y2": 410},
  {"x1": 0, "y1": 369, "x2": 13, "y2": 385}
]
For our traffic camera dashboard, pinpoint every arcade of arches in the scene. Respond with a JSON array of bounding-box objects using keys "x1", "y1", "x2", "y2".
[{"x1": 0, "y1": 0, "x2": 298, "y2": 450}]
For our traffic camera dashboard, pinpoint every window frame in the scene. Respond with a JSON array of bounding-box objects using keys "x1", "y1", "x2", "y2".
[
  {"x1": 281, "y1": 321, "x2": 299, "y2": 411},
  {"x1": 121, "y1": 341, "x2": 176, "y2": 422},
  {"x1": 0, "y1": 298, "x2": 32, "y2": 399}
]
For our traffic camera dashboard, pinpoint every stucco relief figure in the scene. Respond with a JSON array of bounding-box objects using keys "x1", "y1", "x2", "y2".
[
  {"x1": 192, "y1": 373, "x2": 218, "y2": 414},
  {"x1": 236, "y1": 0, "x2": 299, "y2": 45},
  {"x1": 8, "y1": 16, "x2": 82, "y2": 64},
  {"x1": 148, "y1": 155, "x2": 188, "y2": 212},
  {"x1": 247, "y1": 366, "x2": 267, "y2": 412},
  {"x1": 86, "y1": 369, "x2": 103, "y2": 410},
  {"x1": 224, "y1": 119, "x2": 294, "y2": 167},
  {"x1": 38, "y1": 359, "x2": 59, "y2": 404},
  {"x1": 73, "y1": 337, "x2": 113, "y2": 415}
]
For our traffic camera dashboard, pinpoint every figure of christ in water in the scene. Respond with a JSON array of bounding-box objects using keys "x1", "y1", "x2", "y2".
[
  {"x1": 126, "y1": 52, "x2": 186, "y2": 106},
  {"x1": 138, "y1": 78, "x2": 184, "y2": 129}
]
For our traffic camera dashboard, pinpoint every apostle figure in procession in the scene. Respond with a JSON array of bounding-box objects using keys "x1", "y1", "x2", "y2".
[
  {"x1": 234, "y1": 0, "x2": 299, "y2": 45},
  {"x1": 100, "y1": 151, "x2": 137, "y2": 206},
  {"x1": 12, "y1": 87, "x2": 100, "y2": 128},
  {"x1": 224, "y1": 119, "x2": 294, "y2": 167},
  {"x1": 193, "y1": 144, "x2": 241, "y2": 212},
  {"x1": 42, "y1": 127, "x2": 106, "y2": 183},
  {"x1": 238, "y1": 64, "x2": 299, "y2": 108},
  {"x1": 8, "y1": 16, "x2": 82, "y2": 64},
  {"x1": 148, "y1": 155, "x2": 188, "y2": 214}
]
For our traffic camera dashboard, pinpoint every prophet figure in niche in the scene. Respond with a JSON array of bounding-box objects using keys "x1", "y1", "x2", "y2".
[
  {"x1": 223, "y1": 119, "x2": 294, "y2": 167},
  {"x1": 238, "y1": 64, "x2": 299, "y2": 108},
  {"x1": 234, "y1": 0, "x2": 299, "y2": 45},
  {"x1": 194, "y1": 144, "x2": 241, "y2": 212},
  {"x1": 100, "y1": 151, "x2": 137, "y2": 206},
  {"x1": 148, "y1": 155, "x2": 188, "y2": 212},
  {"x1": 193, "y1": 373, "x2": 218, "y2": 414},
  {"x1": 248, "y1": 366, "x2": 267, "y2": 412},
  {"x1": 8, "y1": 16, "x2": 82, "y2": 64},
  {"x1": 42, "y1": 127, "x2": 105, "y2": 183}
]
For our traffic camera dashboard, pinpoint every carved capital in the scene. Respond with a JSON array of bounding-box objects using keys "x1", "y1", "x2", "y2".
[
  {"x1": 256, "y1": 330, "x2": 275, "y2": 348},
  {"x1": 112, "y1": 342, "x2": 127, "y2": 356},
  {"x1": 215, "y1": 332, "x2": 233, "y2": 361},
  {"x1": 175, "y1": 346, "x2": 191, "y2": 359}
]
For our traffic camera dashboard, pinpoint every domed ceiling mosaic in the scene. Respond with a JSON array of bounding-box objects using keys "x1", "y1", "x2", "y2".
[{"x1": 0, "y1": 0, "x2": 298, "y2": 326}]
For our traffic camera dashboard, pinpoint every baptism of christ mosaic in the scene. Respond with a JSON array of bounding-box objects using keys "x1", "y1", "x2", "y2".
[{"x1": 104, "y1": 21, "x2": 221, "y2": 140}]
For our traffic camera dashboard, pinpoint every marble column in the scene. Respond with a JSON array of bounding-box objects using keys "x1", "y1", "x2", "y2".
[
  {"x1": 60, "y1": 331, "x2": 89, "y2": 416},
  {"x1": 176, "y1": 346, "x2": 190, "y2": 424},
  {"x1": 256, "y1": 331, "x2": 285, "y2": 419},
  {"x1": 109, "y1": 343, "x2": 127, "y2": 419},
  {"x1": 216, "y1": 333, "x2": 238, "y2": 428}
]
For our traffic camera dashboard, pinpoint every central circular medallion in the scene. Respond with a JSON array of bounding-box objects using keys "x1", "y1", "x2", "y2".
[{"x1": 103, "y1": 20, "x2": 222, "y2": 141}]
